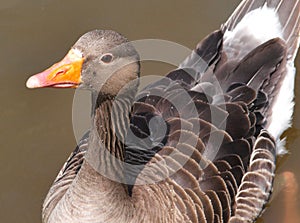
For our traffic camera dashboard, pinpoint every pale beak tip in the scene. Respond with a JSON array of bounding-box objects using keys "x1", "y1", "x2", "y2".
[{"x1": 26, "y1": 76, "x2": 40, "y2": 89}]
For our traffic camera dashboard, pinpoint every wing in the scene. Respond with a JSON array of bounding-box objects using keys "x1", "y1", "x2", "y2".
[
  {"x1": 127, "y1": 1, "x2": 299, "y2": 221},
  {"x1": 127, "y1": 32, "x2": 279, "y2": 223}
]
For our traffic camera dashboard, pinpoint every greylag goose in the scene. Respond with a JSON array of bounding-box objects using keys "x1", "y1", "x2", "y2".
[{"x1": 26, "y1": 0, "x2": 300, "y2": 222}]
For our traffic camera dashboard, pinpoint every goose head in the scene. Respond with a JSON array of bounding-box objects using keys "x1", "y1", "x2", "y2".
[{"x1": 26, "y1": 30, "x2": 140, "y2": 96}]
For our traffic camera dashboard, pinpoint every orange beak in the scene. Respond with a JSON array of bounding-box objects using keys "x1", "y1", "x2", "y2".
[{"x1": 26, "y1": 49, "x2": 84, "y2": 88}]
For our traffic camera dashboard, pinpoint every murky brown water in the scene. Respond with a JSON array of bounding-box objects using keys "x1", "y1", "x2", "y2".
[{"x1": 0, "y1": 0, "x2": 299, "y2": 222}]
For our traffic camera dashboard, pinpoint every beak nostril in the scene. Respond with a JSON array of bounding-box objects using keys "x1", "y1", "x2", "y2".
[{"x1": 54, "y1": 69, "x2": 67, "y2": 78}]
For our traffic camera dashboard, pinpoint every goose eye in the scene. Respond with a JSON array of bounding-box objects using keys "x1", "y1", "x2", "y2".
[{"x1": 100, "y1": 54, "x2": 113, "y2": 63}]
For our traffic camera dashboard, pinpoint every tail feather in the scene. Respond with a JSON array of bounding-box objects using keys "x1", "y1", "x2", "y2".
[
  {"x1": 280, "y1": 0, "x2": 300, "y2": 59},
  {"x1": 225, "y1": 0, "x2": 266, "y2": 30},
  {"x1": 271, "y1": 0, "x2": 300, "y2": 59},
  {"x1": 224, "y1": 0, "x2": 300, "y2": 60}
]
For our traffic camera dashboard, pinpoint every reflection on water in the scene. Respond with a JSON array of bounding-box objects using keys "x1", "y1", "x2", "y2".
[{"x1": 0, "y1": 0, "x2": 299, "y2": 222}]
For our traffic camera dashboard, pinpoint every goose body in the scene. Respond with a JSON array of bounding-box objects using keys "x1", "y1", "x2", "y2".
[{"x1": 26, "y1": 0, "x2": 300, "y2": 222}]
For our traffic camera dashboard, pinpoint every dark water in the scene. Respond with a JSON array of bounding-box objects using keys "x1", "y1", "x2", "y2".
[{"x1": 0, "y1": 0, "x2": 299, "y2": 222}]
